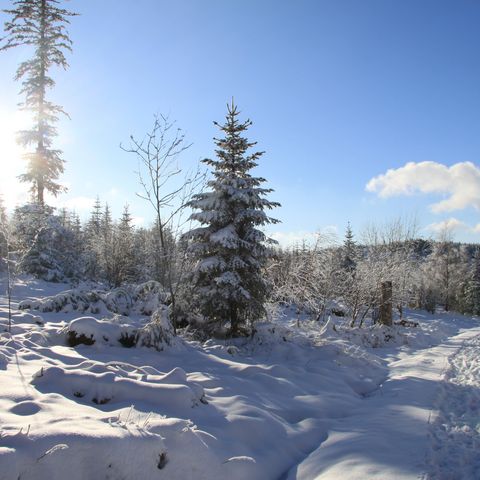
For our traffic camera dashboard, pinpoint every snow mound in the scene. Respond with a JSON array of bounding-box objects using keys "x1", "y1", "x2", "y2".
[
  {"x1": 65, "y1": 316, "x2": 137, "y2": 347},
  {"x1": 65, "y1": 308, "x2": 180, "y2": 351},
  {"x1": 1, "y1": 413, "x2": 255, "y2": 480},
  {"x1": 31, "y1": 361, "x2": 206, "y2": 409},
  {"x1": 0, "y1": 420, "x2": 169, "y2": 480}
]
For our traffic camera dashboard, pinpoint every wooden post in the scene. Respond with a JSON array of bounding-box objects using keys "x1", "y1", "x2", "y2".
[{"x1": 379, "y1": 281, "x2": 393, "y2": 326}]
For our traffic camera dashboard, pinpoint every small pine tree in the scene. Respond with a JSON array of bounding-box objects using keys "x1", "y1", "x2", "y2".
[
  {"x1": 83, "y1": 196, "x2": 103, "y2": 280},
  {"x1": 1, "y1": 0, "x2": 77, "y2": 204},
  {"x1": 57, "y1": 210, "x2": 83, "y2": 280},
  {"x1": 11, "y1": 203, "x2": 64, "y2": 281},
  {"x1": 133, "y1": 227, "x2": 150, "y2": 282},
  {"x1": 184, "y1": 101, "x2": 280, "y2": 336},
  {"x1": 87, "y1": 196, "x2": 102, "y2": 236},
  {"x1": 101, "y1": 203, "x2": 114, "y2": 284},
  {"x1": 110, "y1": 204, "x2": 136, "y2": 286},
  {"x1": 342, "y1": 221, "x2": 357, "y2": 272}
]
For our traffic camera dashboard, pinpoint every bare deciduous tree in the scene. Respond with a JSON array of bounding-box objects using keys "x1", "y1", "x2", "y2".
[
  {"x1": 121, "y1": 115, "x2": 205, "y2": 328},
  {"x1": 269, "y1": 232, "x2": 340, "y2": 322}
]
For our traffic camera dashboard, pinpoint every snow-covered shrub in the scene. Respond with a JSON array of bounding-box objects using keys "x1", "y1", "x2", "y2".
[
  {"x1": 19, "y1": 289, "x2": 106, "y2": 314},
  {"x1": 10, "y1": 204, "x2": 83, "y2": 281},
  {"x1": 324, "y1": 323, "x2": 408, "y2": 348},
  {"x1": 19, "y1": 282, "x2": 170, "y2": 317},
  {"x1": 104, "y1": 288, "x2": 132, "y2": 315},
  {"x1": 136, "y1": 306, "x2": 177, "y2": 350},
  {"x1": 118, "y1": 331, "x2": 137, "y2": 348},
  {"x1": 251, "y1": 322, "x2": 311, "y2": 349},
  {"x1": 67, "y1": 330, "x2": 95, "y2": 347},
  {"x1": 133, "y1": 281, "x2": 169, "y2": 315}
]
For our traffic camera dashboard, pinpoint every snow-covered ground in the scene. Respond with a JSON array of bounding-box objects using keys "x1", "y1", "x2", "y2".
[{"x1": 0, "y1": 278, "x2": 479, "y2": 479}]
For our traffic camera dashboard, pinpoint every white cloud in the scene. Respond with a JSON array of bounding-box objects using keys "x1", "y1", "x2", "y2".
[
  {"x1": 366, "y1": 161, "x2": 480, "y2": 213},
  {"x1": 426, "y1": 217, "x2": 468, "y2": 234},
  {"x1": 473, "y1": 224, "x2": 480, "y2": 234}
]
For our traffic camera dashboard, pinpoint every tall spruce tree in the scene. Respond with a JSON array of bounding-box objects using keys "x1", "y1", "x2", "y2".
[
  {"x1": 1, "y1": 0, "x2": 77, "y2": 204},
  {"x1": 184, "y1": 101, "x2": 280, "y2": 336}
]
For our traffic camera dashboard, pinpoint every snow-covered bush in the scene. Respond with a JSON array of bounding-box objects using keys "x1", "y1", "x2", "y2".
[
  {"x1": 249, "y1": 321, "x2": 312, "y2": 351},
  {"x1": 132, "y1": 281, "x2": 169, "y2": 315},
  {"x1": 104, "y1": 288, "x2": 133, "y2": 315},
  {"x1": 136, "y1": 306, "x2": 178, "y2": 350},
  {"x1": 318, "y1": 319, "x2": 408, "y2": 348},
  {"x1": 11, "y1": 204, "x2": 83, "y2": 282},
  {"x1": 19, "y1": 282, "x2": 170, "y2": 317},
  {"x1": 19, "y1": 289, "x2": 106, "y2": 314}
]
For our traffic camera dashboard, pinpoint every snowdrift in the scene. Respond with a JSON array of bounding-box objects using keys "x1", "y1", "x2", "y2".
[{"x1": 31, "y1": 362, "x2": 206, "y2": 409}]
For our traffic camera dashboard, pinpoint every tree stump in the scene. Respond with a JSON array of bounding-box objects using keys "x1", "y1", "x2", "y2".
[{"x1": 379, "y1": 281, "x2": 393, "y2": 326}]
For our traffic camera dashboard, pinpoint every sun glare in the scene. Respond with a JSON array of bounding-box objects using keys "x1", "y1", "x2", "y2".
[{"x1": 0, "y1": 107, "x2": 31, "y2": 210}]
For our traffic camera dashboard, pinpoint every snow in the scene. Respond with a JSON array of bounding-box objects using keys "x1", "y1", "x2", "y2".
[
  {"x1": 426, "y1": 333, "x2": 480, "y2": 479},
  {"x1": 1, "y1": 278, "x2": 480, "y2": 479},
  {"x1": 210, "y1": 224, "x2": 239, "y2": 248}
]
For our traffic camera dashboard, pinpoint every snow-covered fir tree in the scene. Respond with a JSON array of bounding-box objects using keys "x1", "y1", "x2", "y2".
[
  {"x1": 110, "y1": 204, "x2": 136, "y2": 287},
  {"x1": 83, "y1": 197, "x2": 103, "y2": 279},
  {"x1": 101, "y1": 203, "x2": 115, "y2": 285},
  {"x1": 11, "y1": 204, "x2": 65, "y2": 281},
  {"x1": 183, "y1": 101, "x2": 280, "y2": 336},
  {"x1": 1, "y1": 0, "x2": 77, "y2": 204},
  {"x1": 87, "y1": 196, "x2": 102, "y2": 236},
  {"x1": 56, "y1": 208, "x2": 83, "y2": 279}
]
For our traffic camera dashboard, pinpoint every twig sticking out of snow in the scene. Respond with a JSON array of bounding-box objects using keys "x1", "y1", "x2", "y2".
[{"x1": 36, "y1": 444, "x2": 69, "y2": 462}]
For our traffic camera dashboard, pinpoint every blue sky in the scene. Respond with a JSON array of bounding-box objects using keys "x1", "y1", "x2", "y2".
[{"x1": 1, "y1": 0, "x2": 480, "y2": 245}]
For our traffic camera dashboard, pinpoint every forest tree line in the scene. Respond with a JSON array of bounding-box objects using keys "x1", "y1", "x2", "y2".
[{"x1": 2, "y1": 199, "x2": 480, "y2": 325}]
